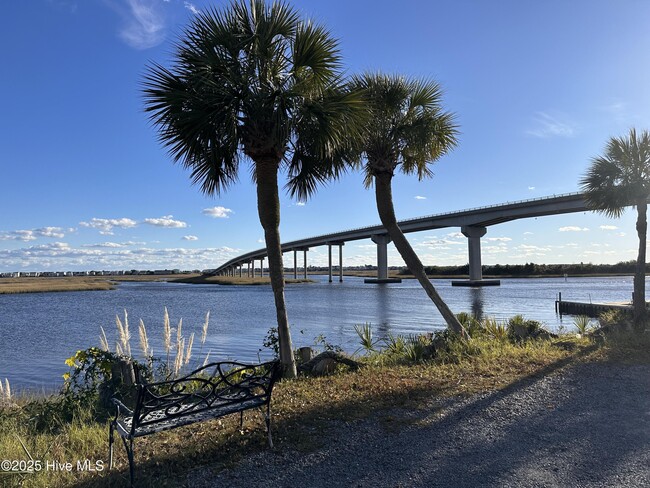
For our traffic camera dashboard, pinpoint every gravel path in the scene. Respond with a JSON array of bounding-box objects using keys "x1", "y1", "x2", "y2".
[{"x1": 189, "y1": 361, "x2": 650, "y2": 487}]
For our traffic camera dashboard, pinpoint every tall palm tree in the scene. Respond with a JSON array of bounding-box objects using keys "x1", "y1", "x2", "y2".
[
  {"x1": 581, "y1": 128, "x2": 650, "y2": 330},
  {"x1": 347, "y1": 73, "x2": 465, "y2": 335},
  {"x1": 143, "y1": 0, "x2": 362, "y2": 377}
]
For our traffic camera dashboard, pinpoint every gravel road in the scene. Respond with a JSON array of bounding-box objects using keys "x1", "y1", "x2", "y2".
[{"x1": 190, "y1": 361, "x2": 650, "y2": 487}]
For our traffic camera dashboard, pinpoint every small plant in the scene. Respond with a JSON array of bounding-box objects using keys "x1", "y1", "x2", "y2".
[
  {"x1": 0, "y1": 378, "x2": 11, "y2": 407},
  {"x1": 261, "y1": 326, "x2": 280, "y2": 358},
  {"x1": 61, "y1": 347, "x2": 148, "y2": 419},
  {"x1": 354, "y1": 323, "x2": 379, "y2": 354},
  {"x1": 506, "y1": 314, "x2": 551, "y2": 343},
  {"x1": 313, "y1": 333, "x2": 343, "y2": 353},
  {"x1": 482, "y1": 317, "x2": 507, "y2": 340},
  {"x1": 384, "y1": 333, "x2": 406, "y2": 356},
  {"x1": 403, "y1": 334, "x2": 433, "y2": 363},
  {"x1": 456, "y1": 312, "x2": 483, "y2": 338},
  {"x1": 573, "y1": 315, "x2": 592, "y2": 335}
]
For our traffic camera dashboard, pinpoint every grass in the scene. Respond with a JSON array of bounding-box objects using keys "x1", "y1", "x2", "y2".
[
  {"x1": 0, "y1": 275, "x2": 201, "y2": 295},
  {"x1": 4, "y1": 328, "x2": 646, "y2": 488}
]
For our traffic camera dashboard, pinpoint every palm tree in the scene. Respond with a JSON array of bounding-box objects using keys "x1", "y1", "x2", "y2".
[
  {"x1": 581, "y1": 128, "x2": 650, "y2": 330},
  {"x1": 143, "y1": 0, "x2": 362, "y2": 377},
  {"x1": 347, "y1": 73, "x2": 465, "y2": 335}
]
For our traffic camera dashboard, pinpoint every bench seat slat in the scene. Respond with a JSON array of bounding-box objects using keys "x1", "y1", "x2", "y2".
[{"x1": 116, "y1": 396, "x2": 266, "y2": 438}]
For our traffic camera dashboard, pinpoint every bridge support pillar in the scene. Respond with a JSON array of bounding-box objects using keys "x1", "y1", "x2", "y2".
[
  {"x1": 260, "y1": 258, "x2": 264, "y2": 278},
  {"x1": 328, "y1": 244, "x2": 333, "y2": 282},
  {"x1": 303, "y1": 249, "x2": 308, "y2": 279},
  {"x1": 365, "y1": 234, "x2": 402, "y2": 284},
  {"x1": 452, "y1": 226, "x2": 500, "y2": 287},
  {"x1": 293, "y1": 250, "x2": 297, "y2": 279},
  {"x1": 327, "y1": 242, "x2": 345, "y2": 283}
]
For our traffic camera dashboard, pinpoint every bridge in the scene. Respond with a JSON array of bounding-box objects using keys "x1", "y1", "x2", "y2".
[{"x1": 209, "y1": 192, "x2": 597, "y2": 285}]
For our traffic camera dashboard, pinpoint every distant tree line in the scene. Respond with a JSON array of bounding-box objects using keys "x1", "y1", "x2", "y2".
[{"x1": 397, "y1": 260, "x2": 649, "y2": 277}]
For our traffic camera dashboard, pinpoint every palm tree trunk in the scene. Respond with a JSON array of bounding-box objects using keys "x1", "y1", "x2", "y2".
[
  {"x1": 633, "y1": 200, "x2": 647, "y2": 330},
  {"x1": 255, "y1": 160, "x2": 297, "y2": 378},
  {"x1": 374, "y1": 172, "x2": 465, "y2": 335}
]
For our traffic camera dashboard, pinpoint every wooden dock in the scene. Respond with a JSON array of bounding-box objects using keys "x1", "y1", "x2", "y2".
[{"x1": 556, "y1": 299, "x2": 632, "y2": 317}]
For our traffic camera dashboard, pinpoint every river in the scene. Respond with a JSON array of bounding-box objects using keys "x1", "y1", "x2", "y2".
[{"x1": 0, "y1": 275, "x2": 637, "y2": 391}]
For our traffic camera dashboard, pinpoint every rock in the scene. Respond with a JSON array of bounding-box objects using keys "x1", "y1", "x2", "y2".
[
  {"x1": 298, "y1": 351, "x2": 362, "y2": 376},
  {"x1": 312, "y1": 358, "x2": 338, "y2": 375}
]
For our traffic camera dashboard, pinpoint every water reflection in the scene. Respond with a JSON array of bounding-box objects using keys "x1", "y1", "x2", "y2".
[{"x1": 470, "y1": 287, "x2": 485, "y2": 320}]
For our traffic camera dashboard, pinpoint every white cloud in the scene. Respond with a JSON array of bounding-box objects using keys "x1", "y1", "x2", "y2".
[
  {"x1": 184, "y1": 1, "x2": 200, "y2": 15},
  {"x1": 559, "y1": 226, "x2": 589, "y2": 232},
  {"x1": 80, "y1": 217, "x2": 137, "y2": 235},
  {"x1": 116, "y1": 0, "x2": 167, "y2": 50},
  {"x1": 599, "y1": 225, "x2": 618, "y2": 230},
  {"x1": 143, "y1": 215, "x2": 187, "y2": 228},
  {"x1": 526, "y1": 112, "x2": 576, "y2": 138},
  {"x1": 528, "y1": 186, "x2": 535, "y2": 190},
  {"x1": 34, "y1": 227, "x2": 65, "y2": 238},
  {"x1": 81, "y1": 242, "x2": 128, "y2": 248},
  {"x1": 523, "y1": 232, "x2": 534, "y2": 235},
  {"x1": 295, "y1": 202, "x2": 306, "y2": 207},
  {"x1": 0, "y1": 243, "x2": 240, "y2": 272},
  {"x1": 182, "y1": 235, "x2": 199, "y2": 241},
  {"x1": 0, "y1": 227, "x2": 67, "y2": 241},
  {"x1": 485, "y1": 237, "x2": 512, "y2": 242},
  {"x1": 618, "y1": 232, "x2": 627, "y2": 237},
  {"x1": 202, "y1": 206, "x2": 234, "y2": 219},
  {"x1": 414, "y1": 196, "x2": 427, "y2": 200}
]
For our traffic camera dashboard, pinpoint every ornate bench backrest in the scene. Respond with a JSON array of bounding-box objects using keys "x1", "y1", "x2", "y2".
[{"x1": 130, "y1": 360, "x2": 281, "y2": 434}]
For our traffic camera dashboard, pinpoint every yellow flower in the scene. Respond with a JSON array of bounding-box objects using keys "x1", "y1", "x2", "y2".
[
  {"x1": 64, "y1": 357, "x2": 76, "y2": 368},
  {"x1": 62, "y1": 373, "x2": 70, "y2": 381}
]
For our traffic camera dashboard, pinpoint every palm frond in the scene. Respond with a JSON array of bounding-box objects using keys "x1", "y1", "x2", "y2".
[
  {"x1": 581, "y1": 128, "x2": 650, "y2": 217},
  {"x1": 350, "y1": 72, "x2": 458, "y2": 182}
]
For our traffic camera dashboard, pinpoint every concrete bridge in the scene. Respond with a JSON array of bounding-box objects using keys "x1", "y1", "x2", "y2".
[{"x1": 208, "y1": 192, "x2": 600, "y2": 285}]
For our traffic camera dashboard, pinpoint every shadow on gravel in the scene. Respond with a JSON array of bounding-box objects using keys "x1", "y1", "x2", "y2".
[
  {"x1": 70, "y1": 344, "x2": 650, "y2": 488},
  {"x1": 277, "y1": 344, "x2": 646, "y2": 488}
]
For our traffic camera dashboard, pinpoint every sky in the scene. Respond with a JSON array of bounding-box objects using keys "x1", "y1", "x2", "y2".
[{"x1": 1, "y1": 0, "x2": 649, "y2": 272}]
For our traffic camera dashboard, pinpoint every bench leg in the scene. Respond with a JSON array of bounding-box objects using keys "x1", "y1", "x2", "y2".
[
  {"x1": 121, "y1": 436, "x2": 135, "y2": 488},
  {"x1": 108, "y1": 422, "x2": 114, "y2": 470},
  {"x1": 265, "y1": 403, "x2": 273, "y2": 449}
]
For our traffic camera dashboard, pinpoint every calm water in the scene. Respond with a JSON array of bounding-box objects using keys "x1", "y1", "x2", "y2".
[{"x1": 0, "y1": 275, "x2": 637, "y2": 390}]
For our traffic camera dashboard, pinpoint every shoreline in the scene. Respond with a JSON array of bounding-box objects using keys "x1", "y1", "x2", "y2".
[{"x1": 0, "y1": 271, "x2": 637, "y2": 294}]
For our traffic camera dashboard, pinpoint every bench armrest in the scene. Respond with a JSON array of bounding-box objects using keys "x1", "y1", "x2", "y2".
[{"x1": 110, "y1": 397, "x2": 134, "y2": 417}]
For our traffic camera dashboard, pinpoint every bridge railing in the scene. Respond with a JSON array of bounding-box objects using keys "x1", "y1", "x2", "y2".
[{"x1": 210, "y1": 192, "x2": 585, "y2": 273}]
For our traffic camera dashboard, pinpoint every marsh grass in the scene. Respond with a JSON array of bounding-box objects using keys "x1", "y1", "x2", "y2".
[
  {"x1": 0, "y1": 275, "x2": 200, "y2": 295},
  {"x1": 99, "y1": 308, "x2": 212, "y2": 381}
]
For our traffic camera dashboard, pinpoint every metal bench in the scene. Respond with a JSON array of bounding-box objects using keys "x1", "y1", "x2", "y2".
[{"x1": 108, "y1": 360, "x2": 282, "y2": 486}]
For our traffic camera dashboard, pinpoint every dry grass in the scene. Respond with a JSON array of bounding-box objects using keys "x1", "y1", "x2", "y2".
[
  {"x1": 1, "y1": 334, "x2": 616, "y2": 488},
  {"x1": 0, "y1": 277, "x2": 115, "y2": 294},
  {"x1": 0, "y1": 275, "x2": 201, "y2": 294}
]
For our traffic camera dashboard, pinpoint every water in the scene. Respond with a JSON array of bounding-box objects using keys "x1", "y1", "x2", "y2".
[{"x1": 0, "y1": 275, "x2": 636, "y2": 391}]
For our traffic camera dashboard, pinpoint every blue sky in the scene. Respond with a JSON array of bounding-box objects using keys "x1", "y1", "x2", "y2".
[{"x1": 1, "y1": 0, "x2": 649, "y2": 272}]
